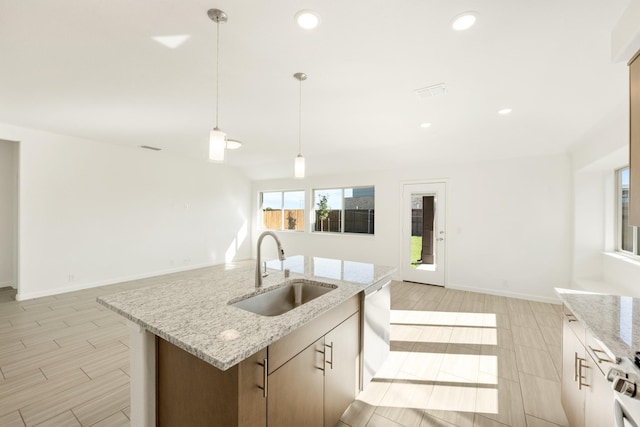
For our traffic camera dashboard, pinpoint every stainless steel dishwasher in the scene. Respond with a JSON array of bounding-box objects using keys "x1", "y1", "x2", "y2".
[{"x1": 361, "y1": 279, "x2": 391, "y2": 390}]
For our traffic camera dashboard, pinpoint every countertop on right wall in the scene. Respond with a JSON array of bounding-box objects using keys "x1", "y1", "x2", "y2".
[{"x1": 556, "y1": 287, "x2": 640, "y2": 360}]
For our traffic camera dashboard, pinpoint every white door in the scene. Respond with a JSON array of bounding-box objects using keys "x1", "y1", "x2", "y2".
[{"x1": 401, "y1": 182, "x2": 446, "y2": 286}]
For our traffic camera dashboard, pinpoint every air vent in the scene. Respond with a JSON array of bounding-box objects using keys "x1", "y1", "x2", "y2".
[
  {"x1": 140, "y1": 145, "x2": 162, "y2": 151},
  {"x1": 415, "y1": 83, "x2": 447, "y2": 98}
]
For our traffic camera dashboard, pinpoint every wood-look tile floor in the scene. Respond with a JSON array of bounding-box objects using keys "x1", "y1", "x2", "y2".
[
  {"x1": 339, "y1": 282, "x2": 568, "y2": 427},
  {"x1": 0, "y1": 279, "x2": 567, "y2": 427}
]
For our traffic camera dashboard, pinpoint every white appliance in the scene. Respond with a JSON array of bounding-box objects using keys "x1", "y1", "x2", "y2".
[
  {"x1": 361, "y1": 279, "x2": 390, "y2": 390},
  {"x1": 610, "y1": 358, "x2": 640, "y2": 427}
]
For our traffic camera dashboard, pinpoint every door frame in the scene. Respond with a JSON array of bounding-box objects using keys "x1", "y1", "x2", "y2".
[
  {"x1": 399, "y1": 179, "x2": 449, "y2": 287},
  {"x1": 0, "y1": 139, "x2": 20, "y2": 295}
]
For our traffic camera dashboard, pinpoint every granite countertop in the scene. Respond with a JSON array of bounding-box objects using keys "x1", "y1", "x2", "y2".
[
  {"x1": 97, "y1": 255, "x2": 395, "y2": 371},
  {"x1": 556, "y1": 288, "x2": 640, "y2": 361}
]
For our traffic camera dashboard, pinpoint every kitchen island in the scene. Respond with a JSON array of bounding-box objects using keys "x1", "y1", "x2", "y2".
[{"x1": 97, "y1": 256, "x2": 395, "y2": 427}]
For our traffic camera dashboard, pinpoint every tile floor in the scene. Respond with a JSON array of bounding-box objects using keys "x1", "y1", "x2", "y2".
[
  {"x1": 0, "y1": 277, "x2": 568, "y2": 426},
  {"x1": 339, "y1": 282, "x2": 568, "y2": 427}
]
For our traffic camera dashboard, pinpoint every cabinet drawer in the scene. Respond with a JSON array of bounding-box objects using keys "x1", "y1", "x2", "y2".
[
  {"x1": 268, "y1": 295, "x2": 359, "y2": 374},
  {"x1": 562, "y1": 305, "x2": 585, "y2": 345}
]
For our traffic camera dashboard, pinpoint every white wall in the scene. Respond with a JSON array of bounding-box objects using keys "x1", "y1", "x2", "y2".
[
  {"x1": 252, "y1": 154, "x2": 572, "y2": 302},
  {"x1": 0, "y1": 123, "x2": 252, "y2": 300},
  {"x1": 570, "y1": 102, "x2": 640, "y2": 296},
  {"x1": 0, "y1": 140, "x2": 18, "y2": 288}
]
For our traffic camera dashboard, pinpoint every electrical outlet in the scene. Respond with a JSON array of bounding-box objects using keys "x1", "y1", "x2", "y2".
[{"x1": 68, "y1": 274, "x2": 75, "y2": 282}]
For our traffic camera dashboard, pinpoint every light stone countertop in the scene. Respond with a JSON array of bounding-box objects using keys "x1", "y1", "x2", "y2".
[
  {"x1": 97, "y1": 255, "x2": 395, "y2": 371},
  {"x1": 556, "y1": 288, "x2": 640, "y2": 361}
]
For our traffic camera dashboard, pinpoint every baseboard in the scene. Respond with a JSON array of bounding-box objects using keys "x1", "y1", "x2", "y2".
[
  {"x1": 15, "y1": 262, "x2": 220, "y2": 301},
  {"x1": 0, "y1": 279, "x2": 15, "y2": 289},
  {"x1": 445, "y1": 282, "x2": 562, "y2": 304}
]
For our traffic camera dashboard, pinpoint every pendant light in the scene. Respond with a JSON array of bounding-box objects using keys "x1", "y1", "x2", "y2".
[
  {"x1": 208, "y1": 9, "x2": 242, "y2": 162},
  {"x1": 294, "y1": 72, "x2": 307, "y2": 178}
]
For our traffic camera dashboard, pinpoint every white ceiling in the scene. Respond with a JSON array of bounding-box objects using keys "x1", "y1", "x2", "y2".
[{"x1": 0, "y1": 0, "x2": 631, "y2": 180}]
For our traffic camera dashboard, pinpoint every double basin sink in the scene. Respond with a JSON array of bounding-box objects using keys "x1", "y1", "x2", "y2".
[{"x1": 230, "y1": 279, "x2": 336, "y2": 317}]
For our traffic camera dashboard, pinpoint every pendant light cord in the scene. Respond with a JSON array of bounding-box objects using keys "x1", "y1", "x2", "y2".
[
  {"x1": 215, "y1": 20, "x2": 220, "y2": 128},
  {"x1": 298, "y1": 78, "x2": 302, "y2": 156}
]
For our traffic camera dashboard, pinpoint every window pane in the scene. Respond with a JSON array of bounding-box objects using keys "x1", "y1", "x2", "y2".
[
  {"x1": 314, "y1": 189, "x2": 342, "y2": 232},
  {"x1": 621, "y1": 168, "x2": 633, "y2": 252},
  {"x1": 344, "y1": 186, "x2": 375, "y2": 234},
  {"x1": 262, "y1": 192, "x2": 282, "y2": 230},
  {"x1": 262, "y1": 192, "x2": 282, "y2": 210},
  {"x1": 283, "y1": 191, "x2": 305, "y2": 231}
]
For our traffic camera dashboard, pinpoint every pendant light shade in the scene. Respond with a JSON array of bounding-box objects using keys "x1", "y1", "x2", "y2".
[
  {"x1": 207, "y1": 9, "x2": 241, "y2": 162},
  {"x1": 294, "y1": 154, "x2": 305, "y2": 178},
  {"x1": 293, "y1": 72, "x2": 307, "y2": 179},
  {"x1": 209, "y1": 127, "x2": 226, "y2": 162}
]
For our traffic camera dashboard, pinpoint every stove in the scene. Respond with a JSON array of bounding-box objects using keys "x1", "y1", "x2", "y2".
[{"x1": 611, "y1": 357, "x2": 640, "y2": 427}]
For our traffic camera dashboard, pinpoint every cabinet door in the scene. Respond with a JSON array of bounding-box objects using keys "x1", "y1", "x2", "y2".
[
  {"x1": 267, "y1": 338, "x2": 324, "y2": 427},
  {"x1": 324, "y1": 313, "x2": 360, "y2": 427},
  {"x1": 561, "y1": 315, "x2": 585, "y2": 427},
  {"x1": 238, "y1": 349, "x2": 267, "y2": 427},
  {"x1": 584, "y1": 352, "x2": 615, "y2": 427}
]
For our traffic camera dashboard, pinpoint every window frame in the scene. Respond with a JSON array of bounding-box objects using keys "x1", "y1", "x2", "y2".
[
  {"x1": 616, "y1": 166, "x2": 639, "y2": 256},
  {"x1": 311, "y1": 185, "x2": 375, "y2": 235},
  {"x1": 259, "y1": 189, "x2": 306, "y2": 232}
]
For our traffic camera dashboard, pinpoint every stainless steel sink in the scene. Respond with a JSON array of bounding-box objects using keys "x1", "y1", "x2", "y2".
[{"x1": 230, "y1": 280, "x2": 337, "y2": 316}]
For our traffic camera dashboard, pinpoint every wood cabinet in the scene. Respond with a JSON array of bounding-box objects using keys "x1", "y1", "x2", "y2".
[
  {"x1": 156, "y1": 339, "x2": 266, "y2": 427},
  {"x1": 561, "y1": 307, "x2": 616, "y2": 427},
  {"x1": 324, "y1": 313, "x2": 360, "y2": 427},
  {"x1": 267, "y1": 313, "x2": 360, "y2": 427},
  {"x1": 267, "y1": 298, "x2": 360, "y2": 427},
  {"x1": 156, "y1": 295, "x2": 361, "y2": 427},
  {"x1": 267, "y1": 338, "x2": 325, "y2": 427},
  {"x1": 561, "y1": 313, "x2": 585, "y2": 427},
  {"x1": 631, "y1": 50, "x2": 640, "y2": 226},
  {"x1": 584, "y1": 353, "x2": 616, "y2": 427}
]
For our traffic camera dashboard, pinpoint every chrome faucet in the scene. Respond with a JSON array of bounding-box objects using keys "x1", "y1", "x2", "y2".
[{"x1": 255, "y1": 231, "x2": 286, "y2": 288}]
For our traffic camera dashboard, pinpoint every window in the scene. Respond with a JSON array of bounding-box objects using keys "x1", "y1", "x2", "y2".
[
  {"x1": 313, "y1": 186, "x2": 375, "y2": 234},
  {"x1": 617, "y1": 167, "x2": 639, "y2": 256},
  {"x1": 261, "y1": 190, "x2": 305, "y2": 231}
]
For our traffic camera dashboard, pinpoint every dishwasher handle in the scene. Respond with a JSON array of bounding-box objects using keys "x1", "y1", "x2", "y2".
[{"x1": 364, "y1": 280, "x2": 391, "y2": 297}]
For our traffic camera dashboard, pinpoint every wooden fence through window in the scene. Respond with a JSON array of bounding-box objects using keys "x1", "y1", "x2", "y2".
[{"x1": 262, "y1": 209, "x2": 305, "y2": 231}]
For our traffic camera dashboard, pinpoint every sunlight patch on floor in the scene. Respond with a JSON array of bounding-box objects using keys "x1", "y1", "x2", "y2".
[
  {"x1": 366, "y1": 308, "x2": 502, "y2": 415},
  {"x1": 391, "y1": 310, "x2": 496, "y2": 327}
]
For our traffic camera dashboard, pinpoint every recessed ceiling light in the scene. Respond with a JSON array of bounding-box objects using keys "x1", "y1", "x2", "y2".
[
  {"x1": 295, "y1": 10, "x2": 321, "y2": 30},
  {"x1": 498, "y1": 108, "x2": 512, "y2": 115},
  {"x1": 152, "y1": 35, "x2": 191, "y2": 49},
  {"x1": 451, "y1": 12, "x2": 477, "y2": 31},
  {"x1": 420, "y1": 123, "x2": 432, "y2": 128}
]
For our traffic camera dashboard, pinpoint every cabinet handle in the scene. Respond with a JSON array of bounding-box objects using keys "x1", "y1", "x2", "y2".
[
  {"x1": 565, "y1": 313, "x2": 577, "y2": 322},
  {"x1": 577, "y1": 357, "x2": 590, "y2": 390},
  {"x1": 574, "y1": 352, "x2": 579, "y2": 382},
  {"x1": 587, "y1": 345, "x2": 614, "y2": 364},
  {"x1": 257, "y1": 358, "x2": 268, "y2": 398},
  {"x1": 316, "y1": 348, "x2": 326, "y2": 372},
  {"x1": 325, "y1": 342, "x2": 334, "y2": 370}
]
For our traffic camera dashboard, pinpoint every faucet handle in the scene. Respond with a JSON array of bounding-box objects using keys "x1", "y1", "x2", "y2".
[{"x1": 262, "y1": 261, "x2": 269, "y2": 278}]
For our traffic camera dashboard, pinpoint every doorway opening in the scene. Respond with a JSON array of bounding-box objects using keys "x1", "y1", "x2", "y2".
[
  {"x1": 402, "y1": 182, "x2": 446, "y2": 286},
  {"x1": 411, "y1": 194, "x2": 436, "y2": 270},
  {"x1": 0, "y1": 139, "x2": 19, "y2": 301}
]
